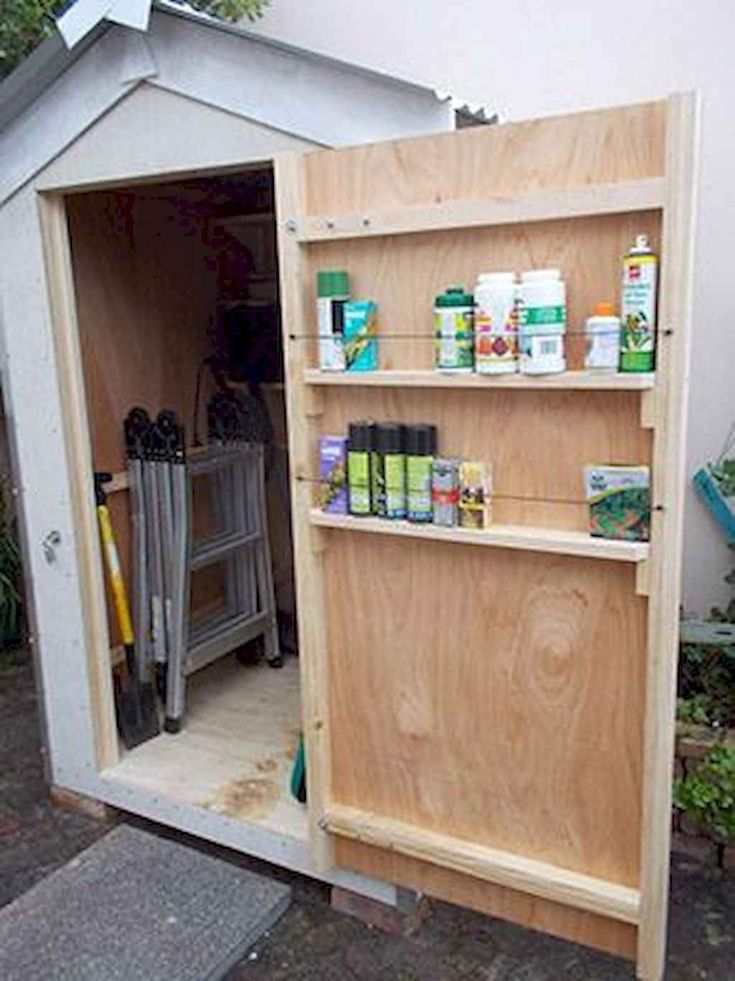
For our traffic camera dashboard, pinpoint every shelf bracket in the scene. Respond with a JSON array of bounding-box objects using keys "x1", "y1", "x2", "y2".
[
  {"x1": 304, "y1": 387, "x2": 325, "y2": 419},
  {"x1": 636, "y1": 559, "x2": 651, "y2": 597},
  {"x1": 640, "y1": 389, "x2": 657, "y2": 430}
]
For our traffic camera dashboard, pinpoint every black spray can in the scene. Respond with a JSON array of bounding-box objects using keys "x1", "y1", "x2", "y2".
[
  {"x1": 406, "y1": 424, "x2": 437, "y2": 523},
  {"x1": 375, "y1": 423, "x2": 406, "y2": 519},
  {"x1": 347, "y1": 421, "x2": 373, "y2": 516}
]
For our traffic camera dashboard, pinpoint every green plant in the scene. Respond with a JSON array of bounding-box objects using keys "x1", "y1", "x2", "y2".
[
  {"x1": 674, "y1": 746, "x2": 735, "y2": 865},
  {"x1": 0, "y1": 0, "x2": 269, "y2": 80},
  {"x1": 677, "y1": 561, "x2": 735, "y2": 728},
  {"x1": 0, "y1": 476, "x2": 22, "y2": 648}
]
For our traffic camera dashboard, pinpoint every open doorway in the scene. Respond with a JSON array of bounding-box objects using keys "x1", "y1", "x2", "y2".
[{"x1": 64, "y1": 165, "x2": 304, "y2": 839}]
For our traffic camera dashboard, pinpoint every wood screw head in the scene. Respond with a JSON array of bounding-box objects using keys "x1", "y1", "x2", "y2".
[
  {"x1": 326, "y1": 219, "x2": 335, "y2": 230},
  {"x1": 285, "y1": 219, "x2": 297, "y2": 234}
]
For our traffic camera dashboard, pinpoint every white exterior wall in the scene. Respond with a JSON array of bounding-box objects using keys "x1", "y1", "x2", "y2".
[{"x1": 252, "y1": 0, "x2": 735, "y2": 614}]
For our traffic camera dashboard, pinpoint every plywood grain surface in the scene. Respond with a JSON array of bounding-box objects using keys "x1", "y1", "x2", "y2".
[{"x1": 326, "y1": 534, "x2": 646, "y2": 887}]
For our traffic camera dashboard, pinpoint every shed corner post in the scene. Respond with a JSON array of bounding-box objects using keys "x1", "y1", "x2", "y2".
[
  {"x1": 273, "y1": 150, "x2": 335, "y2": 871},
  {"x1": 637, "y1": 90, "x2": 700, "y2": 981}
]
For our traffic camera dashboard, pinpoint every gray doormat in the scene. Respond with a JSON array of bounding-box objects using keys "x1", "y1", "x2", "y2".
[{"x1": 0, "y1": 824, "x2": 291, "y2": 981}]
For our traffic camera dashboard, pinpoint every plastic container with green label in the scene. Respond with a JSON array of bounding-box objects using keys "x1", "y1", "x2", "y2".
[{"x1": 434, "y1": 286, "x2": 474, "y2": 373}]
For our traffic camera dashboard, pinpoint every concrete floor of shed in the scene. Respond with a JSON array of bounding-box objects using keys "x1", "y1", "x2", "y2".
[{"x1": 1, "y1": 652, "x2": 733, "y2": 980}]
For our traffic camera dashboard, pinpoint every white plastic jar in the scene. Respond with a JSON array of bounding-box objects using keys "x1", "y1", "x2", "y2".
[
  {"x1": 474, "y1": 272, "x2": 518, "y2": 375},
  {"x1": 517, "y1": 269, "x2": 566, "y2": 375},
  {"x1": 585, "y1": 302, "x2": 621, "y2": 371}
]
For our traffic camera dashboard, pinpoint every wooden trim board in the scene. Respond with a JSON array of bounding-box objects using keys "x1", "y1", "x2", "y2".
[
  {"x1": 323, "y1": 804, "x2": 640, "y2": 924},
  {"x1": 37, "y1": 193, "x2": 118, "y2": 770},
  {"x1": 636, "y1": 92, "x2": 699, "y2": 981},
  {"x1": 274, "y1": 153, "x2": 334, "y2": 871},
  {"x1": 299, "y1": 177, "x2": 665, "y2": 242}
]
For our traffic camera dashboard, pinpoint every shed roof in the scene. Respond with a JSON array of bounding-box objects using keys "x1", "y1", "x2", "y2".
[
  {"x1": 0, "y1": 3, "x2": 493, "y2": 206},
  {"x1": 0, "y1": 1, "x2": 452, "y2": 134}
]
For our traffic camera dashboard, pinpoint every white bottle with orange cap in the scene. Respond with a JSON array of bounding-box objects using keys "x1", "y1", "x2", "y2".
[{"x1": 585, "y1": 302, "x2": 621, "y2": 371}]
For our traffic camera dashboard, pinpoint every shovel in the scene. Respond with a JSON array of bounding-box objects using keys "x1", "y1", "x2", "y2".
[{"x1": 95, "y1": 472, "x2": 159, "y2": 749}]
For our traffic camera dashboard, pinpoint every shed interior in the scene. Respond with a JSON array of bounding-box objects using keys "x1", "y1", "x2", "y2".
[{"x1": 66, "y1": 166, "x2": 306, "y2": 840}]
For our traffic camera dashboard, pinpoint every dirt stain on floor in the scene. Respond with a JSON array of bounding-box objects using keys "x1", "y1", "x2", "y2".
[{"x1": 203, "y1": 775, "x2": 280, "y2": 821}]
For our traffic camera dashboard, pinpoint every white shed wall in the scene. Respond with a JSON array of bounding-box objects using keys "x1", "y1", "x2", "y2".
[{"x1": 252, "y1": 0, "x2": 735, "y2": 614}]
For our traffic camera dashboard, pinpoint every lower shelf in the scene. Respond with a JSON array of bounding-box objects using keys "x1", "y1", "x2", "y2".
[{"x1": 310, "y1": 510, "x2": 650, "y2": 563}]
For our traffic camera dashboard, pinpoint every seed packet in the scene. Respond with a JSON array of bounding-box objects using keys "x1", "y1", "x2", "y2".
[{"x1": 584, "y1": 465, "x2": 650, "y2": 541}]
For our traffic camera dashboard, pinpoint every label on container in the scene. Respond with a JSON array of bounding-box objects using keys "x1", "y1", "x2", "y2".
[
  {"x1": 519, "y1": 333, "x2": 566, "y2": 374},
  {"x1": 432, "y1": 458, "x2": 459, "y2": 526},
  {"x1": 382, "y1": 453, "x2": 406, "y2": 519},
  {"x1": 317, "y1": 296, "x2": 346, "y2": 371},
  {"x1": 475, "y1": 299, "x2": 518, "y2": 374},
  {"x1": 434, "y1": 308, "x2": 474, "y2": 372},
  {"x1": 520, "y1": 305, "x2": 565, "y2": 327},
  {"x1": 621, "y1": 255, "x2": 657, "y2": 371},
  {"x1": 319, "y1": 437, "x2": 347, "y2": 512},
  {"x1": 585, "y1": 320, "x2": 621, "y2": 370},
  {"x1": 347, "y1": 450, "x2": 371, "y2": 515},
  {"x1": 406, "y1": 456, "x2": 433, "y2": 521}
]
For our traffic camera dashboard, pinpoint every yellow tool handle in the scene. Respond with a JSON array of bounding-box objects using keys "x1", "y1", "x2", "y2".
[{"x1": 96, "y1": 503, "x2": 134, "y2": 647}]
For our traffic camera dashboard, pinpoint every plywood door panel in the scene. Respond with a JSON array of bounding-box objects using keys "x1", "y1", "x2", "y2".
[
  {"x1": 303, "y1": 101, "x2": 665, "y2": 213},
  {"x1": 326, "y1": 534, "x2": 646, "y2": 886}
]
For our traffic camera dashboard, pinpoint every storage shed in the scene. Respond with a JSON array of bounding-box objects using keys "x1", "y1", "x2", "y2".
[{"x1": 0, "y1": 7, "x2": 698, "y2": 980}]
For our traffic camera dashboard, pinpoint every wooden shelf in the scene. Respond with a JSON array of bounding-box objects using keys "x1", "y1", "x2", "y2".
[
  {"x1": 297, "y1": 177, "x2": 665, "y2": 243},
  {"x1": 310, "y1": 510, "x2": 650, "y2": 563},
  {"x1": 304, "y1": 369, "x2": 656, "y2": 391}
]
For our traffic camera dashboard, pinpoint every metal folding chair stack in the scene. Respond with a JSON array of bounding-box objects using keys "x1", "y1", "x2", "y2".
[{"x1": 124, "y1": 406, "x2": 280, "y2": 735}]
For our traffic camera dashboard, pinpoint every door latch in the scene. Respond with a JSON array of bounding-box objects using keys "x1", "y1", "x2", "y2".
[{"x1": 41, "y1": 530, "x2": 61, "y2": 563}]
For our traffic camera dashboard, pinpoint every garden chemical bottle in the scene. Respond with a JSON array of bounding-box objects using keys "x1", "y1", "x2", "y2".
[
  {"x1": 474, "y1": 272, "x2": 519, "y2": 374},
  {"x1": 585, "y1": 302, "x2": 621, "y2": 371},
  {"x1": 376, "y1": 423, "x2": 406, "y2": 519},
  {"x1": 369, "y1": 421, "x2": 380, "y2": 515},
  {"x1": 347, "y1": 421, "x2": 373, "y2": 516},
  {"x1": 434, "y1": 286, "x2": 474, "y2": 373},
  {"x1": 406, "y1": 424, "x2": 437, "y2": 523},
  {"x1": 432, "y1": 458, "x2": 460, "y2": 526},
  {"x1": 316, "y1": 270, "x2": 349, "y2": 371},
  {"x1": 517, "y1": 269, "x2": 566, "y2": 374},
  {"x1": 620, "y1": 235, "x2": 658, "y2": 372}
]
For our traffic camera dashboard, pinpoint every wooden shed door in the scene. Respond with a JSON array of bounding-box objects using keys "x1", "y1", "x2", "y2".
[{"x1": 274, "y1": 95, "x2": 697, "y2": 975}]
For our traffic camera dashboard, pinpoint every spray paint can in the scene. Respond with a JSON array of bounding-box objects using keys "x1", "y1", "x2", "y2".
[
  {"x1": 375, "y1": 423, "x2": 406, "y2": 519},
  {"x1": 347, "y1": 421, "x2": 373, "y2": 516},
  {"x1": 620, "y1": 235, "x2": 658, "y2": 373},
  {"x1": 432, "y1": 458, "x2": 460, "y2": 526},
  {"x1": 316, "y1": 270, "x2": 349, "y2": 371},
  {"x1": 405, "y1": 424, "x2": 437, "y2": 523}
]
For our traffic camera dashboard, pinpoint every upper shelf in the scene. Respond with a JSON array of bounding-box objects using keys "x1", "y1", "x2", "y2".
[
  {"x1": 304, "y1": 369, "x2": 656, "y2": 391},
  {"x1": 296, "y1": 177, "x2": 665, "y2": 243}
]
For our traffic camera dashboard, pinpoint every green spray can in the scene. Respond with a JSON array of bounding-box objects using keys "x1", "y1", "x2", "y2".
[
  {"x1": 347, "y1": 421, "x2": 373, "y2": 516},
  {"x1": 406, "y1": 424, "x2": 437, "y2": 523},
  {"x1": 375, "y1": 423, "x2": 406, "y2": 519}
]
